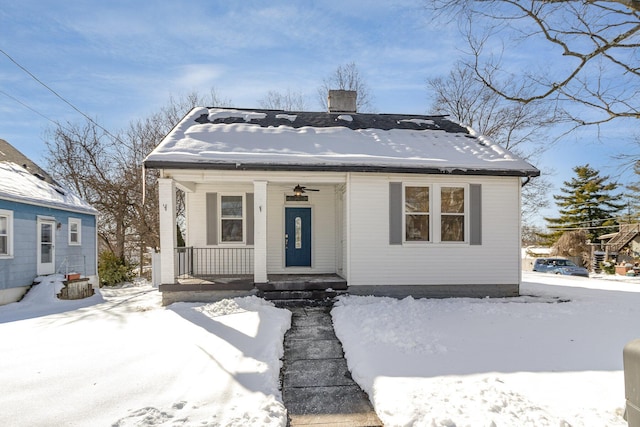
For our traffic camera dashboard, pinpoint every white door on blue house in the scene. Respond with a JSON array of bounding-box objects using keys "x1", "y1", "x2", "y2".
[{"x1": 37, "y1": 218, "x2": 56, "y2": 275}]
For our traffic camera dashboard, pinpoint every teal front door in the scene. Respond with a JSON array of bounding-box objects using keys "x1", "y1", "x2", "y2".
[{"x1": 285, "y1": 207, "x2": 311, "y2": 267}]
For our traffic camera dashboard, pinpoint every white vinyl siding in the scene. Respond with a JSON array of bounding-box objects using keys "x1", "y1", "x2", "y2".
[
  {"x1": 350, "y1": 173, "x2": 521, "y2": 287},
  {"x1": 184, "y1": 180, "x2": 337, "y2": 274},
  {"x1": 187, "y1": 184, "x2": 253, "y2": 247},
  {"x1": 266, "y1": 183, "x2": 336, "y2": 273}
]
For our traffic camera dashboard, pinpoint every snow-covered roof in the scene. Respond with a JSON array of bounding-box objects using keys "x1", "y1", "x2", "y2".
[
  {"x1": 144, "y1": 107, "x2": 540, "y2": 177},
  {"x1": 0, "y1": 161, "x2": 97, "y2": 215}
]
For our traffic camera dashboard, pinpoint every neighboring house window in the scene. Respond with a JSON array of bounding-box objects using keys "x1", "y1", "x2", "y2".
[
  {"x1": 441, "y1": 186, "x2": 465, "y2": 242},
  {"x1": 0, "y1": 210, "x2": 13, "y2": 257},
  {"x1": 404, "y1": 186, "x2": 430, "y2": 242},
  {"x1": 69, "y1": 218, "x2": 82, "y2": 245},
  {"x1": 220, "y1": 195, "x2": 244, "y2": 243}
]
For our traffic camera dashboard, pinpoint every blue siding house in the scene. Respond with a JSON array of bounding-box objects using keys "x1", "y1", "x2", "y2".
[{"x1": 0, "y1": 139, "x2": 98, "y2": 305}]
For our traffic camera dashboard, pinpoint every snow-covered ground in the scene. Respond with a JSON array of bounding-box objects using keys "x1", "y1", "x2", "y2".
[
  {"x1": 333, "y1": 272, "x2": 640, "y2": 426},
  {"x1": 0, "y1": 276, "x2": 290, "y2": 427},
  {"x1": 0, "y1": 272, "x2": 638, "y2": 426}
]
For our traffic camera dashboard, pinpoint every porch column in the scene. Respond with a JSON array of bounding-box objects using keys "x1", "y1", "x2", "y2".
[
  {"x1": 253, "y1": 180, "x2": 268, "y2": 284},
  {"x1": 158, "y1": 178, "x2": 177, "y2": 284}
]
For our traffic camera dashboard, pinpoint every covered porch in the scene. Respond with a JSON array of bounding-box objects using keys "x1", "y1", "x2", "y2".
[{"x1": 156, "y1": 171, "x2": 348, "y2": 302}]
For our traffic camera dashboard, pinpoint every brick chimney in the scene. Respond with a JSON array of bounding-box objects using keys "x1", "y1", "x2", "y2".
[{"x1": 328, "y1": 90, "x2": 357, "y2": 113}]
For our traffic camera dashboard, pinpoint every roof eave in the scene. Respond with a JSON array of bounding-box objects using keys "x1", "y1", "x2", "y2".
[{"x1": 144, "y1": 160, "x2": 540, "y2": 178}]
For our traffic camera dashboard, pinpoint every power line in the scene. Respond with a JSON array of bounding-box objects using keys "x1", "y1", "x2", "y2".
[
  {"x1": 0, "y1": 88, "x2": 61, "y2": 126},
  {"x1": 0, "y1": 48, "x2": 121, "y2": 142},
  {"x1": 0, "y1": 89, "x2": 78, "y2": 136},
  {"x1": 547, "y1": 215, "x2": 628, "y2": 228}
]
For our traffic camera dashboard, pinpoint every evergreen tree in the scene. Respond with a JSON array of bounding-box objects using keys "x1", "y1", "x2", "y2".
[
  {"x1": 624, "y1": 161, "x2": 640, "y2": 222},
  {"x1": 543, "y1": 164, "x2": 624, "y2": 244}
]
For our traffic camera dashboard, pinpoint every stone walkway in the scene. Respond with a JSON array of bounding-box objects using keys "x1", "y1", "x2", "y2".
[{"x1": 280, "y1": 304, "x2": 383, "y2": 427}]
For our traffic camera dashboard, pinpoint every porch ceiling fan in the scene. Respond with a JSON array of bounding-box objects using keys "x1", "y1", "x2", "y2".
[{"x1": 293, "y1": 184, "x2": 319, "y2": 196}]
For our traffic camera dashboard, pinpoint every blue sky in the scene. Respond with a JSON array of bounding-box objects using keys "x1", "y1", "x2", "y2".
[{"x1": 1, "y1": 0, "x2": 637, "y2": 224}]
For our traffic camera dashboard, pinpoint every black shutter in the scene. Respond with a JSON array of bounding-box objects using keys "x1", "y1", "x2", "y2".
[
  {"x1": 206, "y1": 193, "x2": 217, "y2": 245},
  {"x1": 389, "y1": 182, "x2": 402, "y2": 245},
  {"x1": 246, "y1": 193, "x2": 254, "y2": 245},
  {"x1": 470, "y1": 184, "x2": 482, "y2": 245}
]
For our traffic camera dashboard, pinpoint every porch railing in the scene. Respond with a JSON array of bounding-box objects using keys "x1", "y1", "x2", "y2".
[
  {"x1": 58, "y1": 255, "x2": 87, "y2": 278},
  {"x1": 175, "y1": 247, "x2": 254, "y2": 277}
]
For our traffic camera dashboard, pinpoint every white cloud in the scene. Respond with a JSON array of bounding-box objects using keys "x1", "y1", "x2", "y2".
[{"x1": 172, "y1": 64, "x2": 226, "y2": 92}]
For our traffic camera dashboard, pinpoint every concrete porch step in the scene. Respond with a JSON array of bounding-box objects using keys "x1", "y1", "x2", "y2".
[
  {"x1": 259, "y1": 289, "x2": 344, "y2": 301},
  {"x1": 258, "y1": 274, "x2": 347, "y2": 292}
]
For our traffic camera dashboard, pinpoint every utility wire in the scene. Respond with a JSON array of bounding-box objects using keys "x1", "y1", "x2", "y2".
[
  {"x1": 0, "y1": 88, "x2": 61, "y2": 126},
  {"x1": 0, "y1": 48, "x2": 121, "y2": 142},
  {"x1": 0, "y1": 89, "x2": 78, "y2": 136}
]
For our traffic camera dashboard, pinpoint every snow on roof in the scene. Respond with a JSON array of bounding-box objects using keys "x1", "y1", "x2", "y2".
[
  {"x1": 144, "y1": 107, "x2": 540, "y2": 176},
  {"x1": 0, "y1": 162, "x2": 97, "y2": 214}
]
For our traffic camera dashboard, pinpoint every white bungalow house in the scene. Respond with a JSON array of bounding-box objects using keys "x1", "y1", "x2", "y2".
[{"x1": 144, "y1": 91, "x2": 539, "y2": 304}]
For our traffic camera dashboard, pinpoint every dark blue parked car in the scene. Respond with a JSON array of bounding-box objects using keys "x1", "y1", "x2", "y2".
[{"x1": 532, "y1": 258, "x2": 589, "y2": 277}]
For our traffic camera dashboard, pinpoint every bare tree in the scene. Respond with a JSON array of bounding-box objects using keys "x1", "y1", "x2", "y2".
[
  {"x1": 258, "y1": 89, "x2": 308, "y2": 111},
  {"x1": 426, "y1": 1, "x2": 640, "y2": 127},
  {"x1": 551, "y1": 229, "x2": 590, "y2": 267},
  {"x1": 317, "y1": 62, "x2": 375, "y2": 112},
  {"x1": 428, "y1": 62, "x2": 554, "y2": 224},
  {"x1": 46, "y1": 89, "x2": 231, "y2": 272}
]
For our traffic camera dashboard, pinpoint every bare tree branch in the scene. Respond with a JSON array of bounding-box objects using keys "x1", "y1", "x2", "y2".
[
  {"x1": 317, "y1": 62, "x2": 375, "y2": 112},
  {"x1": 427, "y1": 0, "x2": 640, "y2": 125},
  {"x1": 258, "y1": 89, "x2": 308, "y2": 111}
]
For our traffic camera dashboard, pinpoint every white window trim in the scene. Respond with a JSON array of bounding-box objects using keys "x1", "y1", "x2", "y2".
[
  {"x1": 68, "y1": 217, "x2": 82, "y2": 246},
  {"x1": 402, "y1": 183, "x2": 470, "y2": 245},
  {"x1": 0, "y1": 209, "x2": 14, "y2": 258},
  {"x1": 218, "y1": 193, "x2": 246, "y2": 245},
  {"x1": 402, "y1": 183, "x2": 432, "y2": 244}
]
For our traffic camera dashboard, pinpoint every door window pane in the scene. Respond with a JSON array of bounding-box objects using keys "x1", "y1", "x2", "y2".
[
  {"x1": 41, "y1": 243, "x2": 53, "y2": 263},
  {"x1": 295, "y1": 217, "x2": 302, "y2": 249},
  {"x1": 41, "y1": 223, "x2": 52, "y2": 243}
]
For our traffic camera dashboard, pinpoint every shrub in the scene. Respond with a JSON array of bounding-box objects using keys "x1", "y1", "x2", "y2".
[
  {"x1": 98, "y1": 251, "x2": 136, "y2": 286},
  {"x1": 600, "y1": 261, "x2": 615, "y2": 275}
]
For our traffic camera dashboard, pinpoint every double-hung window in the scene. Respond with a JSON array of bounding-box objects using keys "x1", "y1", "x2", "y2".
[
  {"x1": 404, "y1": 186, "x2": 430, "y2": 242},
  {"x1": 392, "y1": 182, "x2": 478, "y2": 245},
  {"x1": 220, "y1": 195, "x2": 244, "y2": 243},
  {"x1": 68, "y1": 218, "x2": 82, "y2": 245},
  {"x1": 441, "y1": 186, "x2": 465, "y2": 242},
  {"x1": 0, "y1": 210, "x2": 13, "y2": 257}
]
